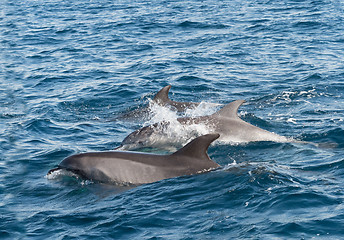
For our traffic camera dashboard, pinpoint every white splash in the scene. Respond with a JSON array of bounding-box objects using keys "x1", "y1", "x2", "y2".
[
  {"x1": 146, "y1": 99, "x2": 180, "y2": 125},
  {"x1": 287, "y1": 118, "x2": 297, "y2": 124},
  {"x1": 184, "y1": 101, "x2": 221, "y2": 118},
  {"x1": 222, "y1": 160, "x2": 239, "y2": 171},
  {"x1": 45, "y1": 168, "x2": 78, "y2": 180},
  {"x1": 46, "y1": 168, "x2": 93, "y2": 185},
  {"x1": 132, "y1": 100, "x2": 219, "y2": 149}
]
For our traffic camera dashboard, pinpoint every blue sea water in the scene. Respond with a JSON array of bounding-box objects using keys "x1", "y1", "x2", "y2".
[{"x1": 1, "y1": 0, "x2": 344, "y2": 239}]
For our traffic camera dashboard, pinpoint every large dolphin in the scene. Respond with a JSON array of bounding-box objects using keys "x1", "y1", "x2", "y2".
[
  {"x1": 48, "y1": 134, "x2": 220, "y2": 185},
  {"x1": 117, "y1": 85, "x2": 201, "y2": 120},
  {"x1": 117, "y1": 100, "x2": 296, "y2": 150}
]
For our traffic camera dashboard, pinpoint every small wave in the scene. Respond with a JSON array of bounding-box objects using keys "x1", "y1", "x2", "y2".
[
  {"x1": 300, "y1": 158, "x2": 344, "y2": 172},
  {"x1": 301, "y1": 127, "x2": 344, "y2": 148},
  {"x1": 55, "y1": 28, "x2": 78, "y2": 35},
  {"x1": 271, "y1": 88, "x2": 319, "y2": 102},
  {"x1": 292, "y1": 20, "x2": 323, "y2": 29},
  {"x1": 46, "y1": 168, "x2": 80, "y2": 181},
  {"x1": 46, "y1": 168, "x2": 93, "y2": 186},
  {"x1": 178, "y1": 21, "x2": 227, "y2": 29},
  {"x1": 24, "y1": 118, "x2": 67, "y2": 135}
]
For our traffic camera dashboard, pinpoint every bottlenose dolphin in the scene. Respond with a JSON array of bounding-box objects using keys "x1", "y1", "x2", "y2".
[
  {"x1": 118, "y1": 100, "x2": 295, "y2": 150},
  {"x1": 153, "y1": 85, "x2": 200, "y2": 112},
  {"x1": 48, "y1": 134, "x2": 220, "y2": 185},
  {"x1": 117, "y1": 85, "x2": 201, "y2": 120}
]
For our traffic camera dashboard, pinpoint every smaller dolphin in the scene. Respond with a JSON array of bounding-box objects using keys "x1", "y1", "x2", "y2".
[
  {"x1": 117, "y1": 85, "x2": 201, "y2": 120},
  {"x1": 153, "y1": 85, "x2": 200, "y2": 112},
  {"x1": 48, "y1": 134, "x2": 220, "y2": 185},
  {"x1": 117, "y1": 100, "x2": 298, "y2": 150}
]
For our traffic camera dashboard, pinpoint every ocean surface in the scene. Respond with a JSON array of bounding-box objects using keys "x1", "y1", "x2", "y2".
[{"x1": 1, "y1": 0, "x2": 344, "y2": 239}]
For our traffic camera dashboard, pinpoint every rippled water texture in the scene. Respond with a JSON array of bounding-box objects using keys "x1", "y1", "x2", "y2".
[{"x1": 1, "y1": 0, "x2": 344, "y2": 239}]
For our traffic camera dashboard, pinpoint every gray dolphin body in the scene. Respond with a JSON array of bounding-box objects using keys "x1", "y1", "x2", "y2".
[
  {"x1": 48, "y1": 134, "x2": 220, "y2": 185},
  {"x1": 118, "y1": 100, "x2": 292, "y2": 150}
]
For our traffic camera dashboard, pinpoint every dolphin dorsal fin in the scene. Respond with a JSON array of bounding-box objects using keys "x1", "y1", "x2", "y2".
[
  {"x1": 213, "y1": 100, "x2": 245, "y2": 119},
  {"x1": 153, "y1": 85, "x2": 172, "y2": 104},
  {"x1": 172, "y1": 133, "x2": 220, "y2": 161}
]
